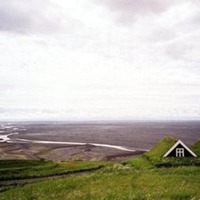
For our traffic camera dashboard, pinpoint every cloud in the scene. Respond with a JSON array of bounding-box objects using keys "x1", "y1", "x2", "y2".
[
  {"x1": 0, "y1": 0, "x2": 63, "y2": 34},
  {"x1": 0, "y1": 0, "x2": 200, "y2": 120},
  {"x1": 156, "y1": 2, "x2": 200, "y2": 69},
  {"x1": 97, "y1": 0, "x2": 167, "y2": 13},
  {"x1": 94, "y1": 0, "x2": 179, "y2": 24}
]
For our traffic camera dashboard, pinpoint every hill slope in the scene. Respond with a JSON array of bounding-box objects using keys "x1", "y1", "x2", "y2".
[
  {"x1": 144, "y1": 136, "x2": 176, "y2": 161},
  {"x1": 1, "y1": 138, "x2": 200, "y2": 199},
  {"x1": 191, "y1": 140, "x2": 200, "y2": 156}
]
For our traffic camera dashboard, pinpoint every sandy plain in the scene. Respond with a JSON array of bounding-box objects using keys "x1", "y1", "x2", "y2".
[{"x1": 0, "y1": 121, "x2": 200, "y2": 161}]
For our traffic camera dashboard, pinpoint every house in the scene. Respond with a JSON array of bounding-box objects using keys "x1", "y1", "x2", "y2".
[{"x1": 163, "y1": 140, "x2": 197, "y2": 158}]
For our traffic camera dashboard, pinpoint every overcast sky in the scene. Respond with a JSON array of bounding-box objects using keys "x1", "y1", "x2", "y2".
[{"x1": 0, "y1": 0, "x2": 200, "y2": 121}]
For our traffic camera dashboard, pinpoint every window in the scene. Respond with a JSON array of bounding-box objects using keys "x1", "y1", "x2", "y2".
[{"x1": 176, "y1": 148, "x2": 184, "y2": 157}]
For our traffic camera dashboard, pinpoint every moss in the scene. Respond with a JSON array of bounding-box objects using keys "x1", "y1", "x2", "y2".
[
  {"x1": 191, "y1": 140, "x2": 200, "y2": 157},
  {"x1": 144, "y1": 136, "x2": 176, "y2": 162}
]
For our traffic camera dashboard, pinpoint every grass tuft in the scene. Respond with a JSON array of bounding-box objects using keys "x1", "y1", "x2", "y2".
[{"x1": 191, "y1": 140, "x2": 200, "y2": 157}]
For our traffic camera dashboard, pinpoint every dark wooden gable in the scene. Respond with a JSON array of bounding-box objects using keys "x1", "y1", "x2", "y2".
[
  {"x1": 166, "y1": 143, "x2": 195, "y2": 157},
  {"x1": 163, "y1": 140, "x2": 197, "y2": 158}
]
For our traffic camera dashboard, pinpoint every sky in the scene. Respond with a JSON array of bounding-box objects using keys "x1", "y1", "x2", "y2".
[{"x1": 0, "y1": 0, "x2": 200, "y2": 121}]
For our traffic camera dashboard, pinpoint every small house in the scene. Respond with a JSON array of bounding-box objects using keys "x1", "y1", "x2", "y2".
[{"x1": 163, "y1": 140, "x2": 197, "y2": 158}]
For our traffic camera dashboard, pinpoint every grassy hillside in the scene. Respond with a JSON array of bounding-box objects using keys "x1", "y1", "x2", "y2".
[
  {"x1": 0, "y1": 138, "x2": 200, "y2": 199},
  {"x1": 144, "y1": 136, "x2": 176, "y2": 162},
  {"x1": 0, "y1": 160, "x2": 106, "y2": 181},
  {"x1": 1, "y1": 161, "x2": 200, "y2": 200}
]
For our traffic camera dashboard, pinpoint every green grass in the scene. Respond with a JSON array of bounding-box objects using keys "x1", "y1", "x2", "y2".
[
  {"x1": 191, "y1": 140, "x2": 200, "y2": 157},
  {"x1": 1, "y1": 160, "x2": 200, "y2": 200},
  {"x1": 144, "y1": 136, "x2": 176, "y2": 162},
  {"x1": 0, "y1": 138, "x2": 200, "y2": 199},
  {"x1": 125, "y1": 157, "x2": 153, "y2": 170},
  {"x1": 0, "y1": 160, "x2": 106, "y2": 181}
]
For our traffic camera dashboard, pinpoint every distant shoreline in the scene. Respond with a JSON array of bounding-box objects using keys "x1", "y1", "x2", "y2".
[{"x1": 1, "y1": 119, "x2": 200, "y2": 125}]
